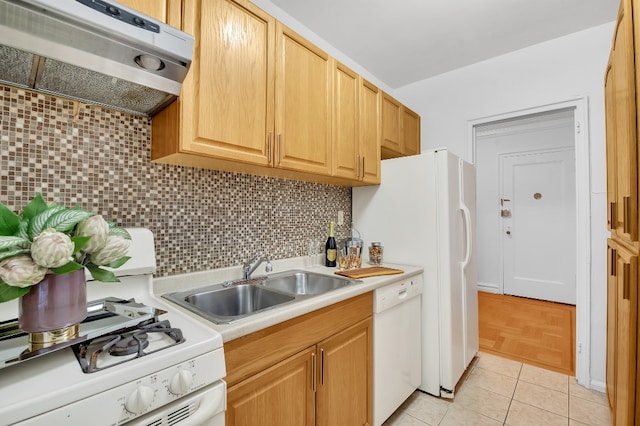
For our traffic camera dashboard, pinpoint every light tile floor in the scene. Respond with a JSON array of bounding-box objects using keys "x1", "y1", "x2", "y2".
[{"x1": 384, "y1": 352, "x2": 611, "y2": 426}]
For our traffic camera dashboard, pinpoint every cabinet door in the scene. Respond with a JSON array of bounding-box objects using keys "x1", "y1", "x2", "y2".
[
  {"x1": 180, "y1": 0, "x2": 274, "y2": 166},
  {"x1": 606, "y1": 240, "x2": 617, "y2": 412},
  {"x1": 115, "y1": 0, "x2": 180, "y2": 25},
  {"x1": 226, "y1": 347, "x2": 316, "y2": 426},
  {"x1": 316, "y1": 318, "x2": 372, "y2": 426},
  {"x1": 359, "y1": 79, "x2": 381, "y2": 184},
  {"x1": 608, "y1": 242, "x2": 638, "y2": 425},
  {"x1": 333, "y1": 62, "x2": 359, "y2": 180},
  {"x1": 381, "y1": 93, "x2": 402, "y2": 159},
  {"x1": 275, "y1": 23, "x2": 332, "y2": 175},
  {"x1": 605, "y1": 58, "x2": 618, "y2": 234},
  {"x1": 402, "y1": 107, "x2": 421, "y2": 156},
  {"x1": 611, "y1": 0, "x2": 638, "y2": 243}
]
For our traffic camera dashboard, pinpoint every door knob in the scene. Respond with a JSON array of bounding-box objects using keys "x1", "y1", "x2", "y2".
[{"x1": 506, "y1": 230, "x2": 511, "y2": 235}]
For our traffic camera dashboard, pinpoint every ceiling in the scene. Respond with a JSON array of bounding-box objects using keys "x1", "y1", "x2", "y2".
[{"x1": 268, "y1": 0, "x2": 618, "y2": 88}]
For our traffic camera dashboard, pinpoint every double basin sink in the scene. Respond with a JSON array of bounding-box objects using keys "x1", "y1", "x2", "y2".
[{"x1": 163, "y1": 270, "x2": 361, "y2": 324}]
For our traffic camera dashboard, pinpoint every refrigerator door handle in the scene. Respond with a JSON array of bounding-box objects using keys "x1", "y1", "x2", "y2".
[{"x1": 461, "y1": 203, "x2": 472, "y2": 268}]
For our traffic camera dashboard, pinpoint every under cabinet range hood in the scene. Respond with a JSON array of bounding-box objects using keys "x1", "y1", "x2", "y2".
[{"x1": 0, "y1": 0, "x2": 194, "y2": 116}]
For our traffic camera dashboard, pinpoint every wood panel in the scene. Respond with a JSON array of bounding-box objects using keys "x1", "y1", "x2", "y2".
[
  {"x1": 359, "y1": 79, "x2": 381, "y2": 184},
  {"x1": 612, "y1": 0, "x2": 639, "y2": 244},
  {"x1": 227, "y1": 347, "x2": 315, "y2": 426},
  {"x1": 333, "y1": 61, "x2": 359, "y2": 180},
  {"x1": 116, "y1": 0, "x2": 180, "y2": 25},
  {"x1": 316, "y1": 318, "x2": 372, "y2": 426},
  {"x1": 224, "y1": 292, "x2": 373, "y2": 387},
  {"x1": 381, "y1": 93, "x2": 402, "y2": 159},
  {"x1": 187, "y1": 0, "x2": 274, "y2": 166},
  {"x1": 275, "y1": 23, "x2": 332, "y2": 174},
  {"x1": 612, "y1": 242, "x2": 638, "y2": 425},
  {"x1": 402, "y1": 107, "x2": 420, "y2": 156}
]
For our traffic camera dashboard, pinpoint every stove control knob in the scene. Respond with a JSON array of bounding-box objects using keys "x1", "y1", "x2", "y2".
[
  {"x1": 169, "y1": 369, "x2": 193, "y2": 395},
  {"x1": 125, "y1": 385, "x2": 154, "y2": 414}
]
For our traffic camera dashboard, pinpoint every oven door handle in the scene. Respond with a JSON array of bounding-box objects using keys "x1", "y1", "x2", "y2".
[{"x1": 176, "y1": 382, "x2": 226, "y2": 426}]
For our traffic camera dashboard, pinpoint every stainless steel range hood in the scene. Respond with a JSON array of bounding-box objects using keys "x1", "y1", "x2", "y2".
[{"x1": 0, "y1": 0, "x2": 194, "y2": 117}]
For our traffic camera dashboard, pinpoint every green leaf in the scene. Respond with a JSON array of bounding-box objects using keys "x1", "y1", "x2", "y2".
[
  {"x1": 29, "y1": 204, "x2": 65, "y2": 239},
  {"x1": 0, "y1": 203, "x2": 20, "y2": 236},
  {"x1": 0, "y1": 236, "x2": 29, "y2": 251},
  {"x1": 108, "y1": 226, "x2": 131, "y2": 240},
  {"x1": 51, "y1": 260, "x2": 85, "y2": 275},
  {"x1": 86, "y1": 263, "x2": 120, "y2": 282},
  {"x1": 44, "y1": 209, "x2": 93, "y2": 233},
  {"x1": 0, "y1": 248, "x2": 30, "y2": 263},
  {"x1": 0, "y1": 281, "x2": 30, "y2": 303},
  {"x1": 70, "y1": 236, "x2": 91, "y2": 254},
  {"x1": 106, "y1": 256, "x2": 130, "y2": 269},
  {"x1": 21, "y1": 194, "x2": 48, "y2": 221},
  {"x1": 17, "y1": 218, "x2": 29, "y2": 240}
]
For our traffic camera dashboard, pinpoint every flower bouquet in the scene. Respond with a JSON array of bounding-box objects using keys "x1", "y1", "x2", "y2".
[{"x1": 0, "y1": 194, "x2": 131, "y2": 336}]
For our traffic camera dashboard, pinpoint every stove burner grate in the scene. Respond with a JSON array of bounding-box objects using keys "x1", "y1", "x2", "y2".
[{"x1": 74, "y1": 320, "x2": 185, "y2": 373}]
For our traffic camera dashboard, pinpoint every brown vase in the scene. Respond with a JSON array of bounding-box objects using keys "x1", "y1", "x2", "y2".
[{"x1": 19, "y1": 269, "x2": 87, "y2": 348}]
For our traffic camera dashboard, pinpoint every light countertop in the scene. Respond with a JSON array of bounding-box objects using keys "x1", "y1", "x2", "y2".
[{"x1": 153, "y1": 256, "x2": 423, "y2": 342}]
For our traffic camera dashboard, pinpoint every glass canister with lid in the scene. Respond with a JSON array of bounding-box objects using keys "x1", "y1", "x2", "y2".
[{"x1": 369, "y1": 242, "x2": 383, "y2": 265}]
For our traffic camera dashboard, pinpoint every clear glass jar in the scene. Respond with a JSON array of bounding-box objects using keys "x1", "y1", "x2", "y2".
[{"x1": 369, "y1": 242, "x2": 383, "y2": 265}]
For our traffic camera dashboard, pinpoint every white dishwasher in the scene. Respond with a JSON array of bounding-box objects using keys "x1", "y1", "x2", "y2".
[{"x1": 373, "y1": 274, "x2": 423, "y2": 426}]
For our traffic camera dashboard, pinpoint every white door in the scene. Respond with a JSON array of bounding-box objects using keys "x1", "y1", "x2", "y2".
[{"x1": 500, "y1": 148, "x2": 576, "y2": 304}]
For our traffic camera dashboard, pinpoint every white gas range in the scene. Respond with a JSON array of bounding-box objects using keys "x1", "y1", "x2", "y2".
[{"x1": 0, "y1": 228, "x2": 226, "y2": 425}]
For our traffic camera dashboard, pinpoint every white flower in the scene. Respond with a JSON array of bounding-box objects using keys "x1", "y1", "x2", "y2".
[
  {"x1": 75, "y1": 215, "x2": 109, "y2": 253},
  {"x1": 91, "y1": 235, "x2": 130, "y2": 266},
  {"x1": 31, "y1": 228, "x2": 75, "y2": 268},
  {"x1": 0, "y1": 255, "x2": 48, "y2": 288}
]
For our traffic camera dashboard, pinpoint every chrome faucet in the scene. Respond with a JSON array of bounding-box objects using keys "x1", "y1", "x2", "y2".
[{"x1": 242, "y1": 254, "x2": 273, "y2": 279}]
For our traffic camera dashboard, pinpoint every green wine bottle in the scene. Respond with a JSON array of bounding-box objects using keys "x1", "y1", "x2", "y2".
[{"x1": 325, "y1": 221, "x2": 337, "y2": 267}]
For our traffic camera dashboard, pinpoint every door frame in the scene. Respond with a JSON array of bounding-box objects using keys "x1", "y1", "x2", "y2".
[{"x1": 467, "y1": 96, "x2": 591, "y2": 388}]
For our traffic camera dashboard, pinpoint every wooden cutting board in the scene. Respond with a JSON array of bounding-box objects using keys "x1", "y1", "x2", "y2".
[{"x1": 335, "y1": 267, "x2": 404, "y2": 279}]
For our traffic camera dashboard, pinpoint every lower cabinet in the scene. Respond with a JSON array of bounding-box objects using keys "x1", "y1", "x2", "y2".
[
  {"x1": 316, "y1": 319, "x2": 372, "y2": 426},
  {"x1": 226, "y1": 347, "x2": 316, "y2": 425},
  {"x1": 224, "y1": 293, "x2": 373, "y2": 426},
  {"x1": 606, "y1": 238, "x2": 638, "y2": 425}
]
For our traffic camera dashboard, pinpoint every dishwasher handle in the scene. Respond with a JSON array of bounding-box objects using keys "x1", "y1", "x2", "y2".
[{"x1": 373, "y1": 276, "x2": 423, "y2": 313}]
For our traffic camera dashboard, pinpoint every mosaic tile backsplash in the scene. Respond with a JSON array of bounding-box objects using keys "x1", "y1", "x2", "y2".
[{"x1": 0, "y1": 85, "x2": 352, "y2": 276}]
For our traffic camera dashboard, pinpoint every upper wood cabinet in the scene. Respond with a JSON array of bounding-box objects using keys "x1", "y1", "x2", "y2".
[
  {"x1": 381, "y1": 93, "x2": 402, "y2": 157},
  {"x1": 275, "y1": 23, "x2": 332, "y2": 175},
  {"x1": 116, "y1": 0, "x2": 181, "y2": 25},
  {"x1": 381, "y1": 92, "x2": 421, "y2": 159},
  {"x1": 147, "y1": 0, "x2": 418, "y2": 185},
  {"x1": 359, "y1": 79, "x2": 382, "y2": 184},
  {"x1": 402, "y1": 107, "x2": 421, "y2": 156},
  {"x1": 605, "y1": 0, "x2": 638, "y2": 245},
  {"x1": 153, "y1": 0, "x2": 274, "y2": 168},
  {"x1": 332, "y1": 63, "x2": 381, "y2": 184},
  {"x1": 333, "y1": 62, "x2": 360, "y2": 180}
]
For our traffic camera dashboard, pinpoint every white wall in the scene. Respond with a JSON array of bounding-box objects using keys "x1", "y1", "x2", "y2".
[{"x1": 396, "y1": 22, "x2": 615, "y2": 388}]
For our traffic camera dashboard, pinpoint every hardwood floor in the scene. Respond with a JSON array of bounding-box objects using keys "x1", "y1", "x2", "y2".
[{"x1": 478, "y1": 291, "x2": 576, "y2": 376}]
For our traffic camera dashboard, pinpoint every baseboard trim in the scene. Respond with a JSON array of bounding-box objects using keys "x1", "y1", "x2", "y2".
[{"x1": 478, "y1": 282, "x2": 499, "y2": 293}]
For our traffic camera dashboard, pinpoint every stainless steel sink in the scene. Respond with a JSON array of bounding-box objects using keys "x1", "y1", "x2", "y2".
[
  {"x1": 263, "y1": 270, "x2": 352, "y2": 295},
  {"x1": 164, "y1": 282, "x2": 295, "y2": 324},
  {"x1": 163, "y1": 271, "x2": 360, "y2": 324}
]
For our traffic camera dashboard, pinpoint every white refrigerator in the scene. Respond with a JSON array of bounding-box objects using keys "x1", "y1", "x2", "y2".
[{"x1": 353, "y1": 148, "x2": 479, "y2": 398}]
